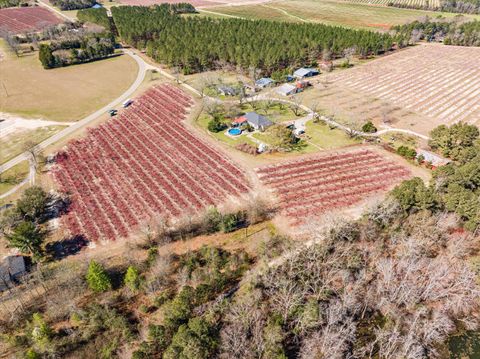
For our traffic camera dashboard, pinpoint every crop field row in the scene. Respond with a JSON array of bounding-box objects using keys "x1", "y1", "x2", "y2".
[
  {"x1": 52, "y1": 85, "x2": 250, "y2": 242},
  {"x1": 0, "y1": 7, "x2": 61, "y2": 33},
  {"x1": 204, "y1": 0, "x2": 464, "y2": 30},
  {"x1": 341, "y1": 0, "x2": 440, "y2": 8},
  {"x1": 330, "y1": 44, "x2": 480, "y2": 128},
  {"x1": 256, "y1": 149, "x2": 410, "y2": 225},
  {"x1": 118, "y1": 0, "x2": 222, "y2": 7}
]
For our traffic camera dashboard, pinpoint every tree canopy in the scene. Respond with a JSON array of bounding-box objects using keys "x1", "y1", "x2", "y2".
[
  {"x1": 429, "y1": 122, "x2": 479, "y2": 163},
  {"x1": 111, "y1": 5, "x2": 395, "y2": 74},
  {"x1": 5, "y1": 221, "x2": 45, "y2": 260},
  {"x1": 86, "y1": 261, "x2": 112, "y2": 292}
]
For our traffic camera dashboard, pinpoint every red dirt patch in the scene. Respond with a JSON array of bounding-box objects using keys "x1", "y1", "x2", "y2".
[
  {"x1": 0, "y1": 6, "x2": 62, "y2": 33},
  {"x1": 367, "y1": 23, "x2": 391, "y2": 29}
]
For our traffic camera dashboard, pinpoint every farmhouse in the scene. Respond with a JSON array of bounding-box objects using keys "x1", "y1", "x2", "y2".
[
  {"x1": 255, "y1": 77, "x2": 275, "y2": 88},
  {"x1": 235, "y1": 112, "x2": 273, "y2": 131},
  {"x1": 277, "y1": 83, "x2": 297, "y2": 96},
  {"x1": 293, "y1": 67, "x2": 319, "y2": 79},
  {"x1": 0, "y1": 255, "x2": 26, "y2": 291}
]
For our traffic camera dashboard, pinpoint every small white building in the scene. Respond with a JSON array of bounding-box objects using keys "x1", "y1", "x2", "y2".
[
  {"x1": 255, "y1": 77, "x2": 275, "y2": 89},
  {"x1": 293, "y1": 67, "x2": 319, "y2": 79},
  {"x1": 276, "y1": 83, "x2": 297, "y2": 96},
  {"x1": 416, "y1": 149, "x2": 450, "y2": 168}
]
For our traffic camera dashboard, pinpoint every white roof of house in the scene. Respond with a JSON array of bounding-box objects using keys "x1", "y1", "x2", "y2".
[
  {"x1": 417, "y1": 149, "x2": 450, "y2": 167},
  {"x1": 277, "y1": 83, "x2": 296, "y2": 95},
  {"x1": 255, "y1": 78, "x2": 274, "y2": 86},
  {"x1": 293, "y1": 67, "x2": 318, "y2": 77}
]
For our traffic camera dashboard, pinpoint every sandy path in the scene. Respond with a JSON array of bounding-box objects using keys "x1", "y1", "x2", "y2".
[{"x1": 0, "y1": 113, "x2": 74, "y2": 139}]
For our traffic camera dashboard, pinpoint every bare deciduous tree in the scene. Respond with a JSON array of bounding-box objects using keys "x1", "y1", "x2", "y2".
[{"x1": 290, "y1": 95, "x2": 303, "y2": 116}]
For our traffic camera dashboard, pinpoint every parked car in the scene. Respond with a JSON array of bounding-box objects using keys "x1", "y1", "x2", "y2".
[{"x1": 122, "y1": 99, "x2": 133, "y2": 108}]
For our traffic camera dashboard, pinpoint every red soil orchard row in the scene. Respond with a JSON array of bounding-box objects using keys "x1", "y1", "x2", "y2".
[
  {"x1": 256, "y1": 149, "x2": 411, "y2": 225},
  {"x1": 51, "y1": 85, "x2": 250, "y2": 242},
  {"x1": 0, "y1": 7, "x2": 62, "y2": 33}
]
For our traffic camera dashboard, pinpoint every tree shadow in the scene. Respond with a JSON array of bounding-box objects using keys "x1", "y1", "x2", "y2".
[{"x1": 46, "y1": 235, "x2": 89, "y2": 260}]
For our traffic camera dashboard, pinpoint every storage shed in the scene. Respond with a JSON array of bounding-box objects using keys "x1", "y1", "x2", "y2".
[
  {"x1": 293, "y1": 67, "x2": 319, "y2": 79},
  {"x1": 276, "y1": 83, "x2": 297, "y2": 96},
  {"x1": 255, "y1": 78, "x2": 275, "y2": 88}
]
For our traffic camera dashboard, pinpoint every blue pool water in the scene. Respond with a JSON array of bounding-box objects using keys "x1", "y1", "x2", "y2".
[{"x1": 228, "y1": 128, "x2": 242, "y2": 136}]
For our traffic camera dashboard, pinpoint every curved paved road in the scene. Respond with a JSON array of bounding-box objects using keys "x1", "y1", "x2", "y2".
[{"x1": 0, "y1": 50, "x2": 148, "y2": 175}]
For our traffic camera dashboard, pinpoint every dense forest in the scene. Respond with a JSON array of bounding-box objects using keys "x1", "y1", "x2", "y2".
[
  {"x1": 50, "y1": 0, "x2": 95, "y2": 11},
  {"x1": 38, "y1": 34, "x2": 115, "y2": 69},
  {"x1": 111, "y1": 5, "x2": 396, "y2": 74},
  {"x1": 392, "y1": 18, "x2": 480, "y2": 46},
  {"x1": 77, "y1": 7, "x2": 112, "y2": 32}
]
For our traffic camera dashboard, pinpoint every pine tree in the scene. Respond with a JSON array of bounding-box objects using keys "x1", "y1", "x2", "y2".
[
  {"x1": 38, "y1": 44, "x2": 55, "y2": 69},
  {"x1": 86, "y1": 261, "x2": 112, "y2": 292},
  {"x1": 124, "y1": 266, "x2": 141, "y2": 292},
  {"x1": 5, "y1": 221, "x2": 45, "y2": 260}
]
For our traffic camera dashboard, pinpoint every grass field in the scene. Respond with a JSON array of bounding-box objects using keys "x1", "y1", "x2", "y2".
[
  {"x1": 0, "y1": 41, "x2": 138, "y2": 122},
  {"x1": 252, "y1": 120, "x2": 359, "y2": 153},
  {"x1": 205, "y1": 0, "x2": 478, "y2": 29},
  {"x1": 1, "y1": 125, "x2": 66, "y2": 164},
  {"x1": 341, "y1": 0, "x2": 441, "y2": 8},
  {"x1": 0, "y1": 161, "x2": 29, "y2": 196},
  {"x1": 304, "y1": 121, "x2": 360, "y2": 149}
]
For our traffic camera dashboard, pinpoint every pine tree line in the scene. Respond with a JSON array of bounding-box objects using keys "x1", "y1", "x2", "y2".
[{"x1": 111, "y1": 5, "x2": 395, "y2": 74}]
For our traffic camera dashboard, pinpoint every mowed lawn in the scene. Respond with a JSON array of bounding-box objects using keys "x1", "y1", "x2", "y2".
[
  {"x1": 0, "y1": 41, "x2": 138, "y2": 121},
  {"x1": 0, "y1": 161, "x2": 29, "y2": 196},
  {"x1": 206, "y1": 0, "x2": 478, "y2": 29}
]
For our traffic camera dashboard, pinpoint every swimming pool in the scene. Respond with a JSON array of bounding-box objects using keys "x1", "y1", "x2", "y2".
[{"x1": 228, "y1": 128, "x2": 242, "y2": 136}]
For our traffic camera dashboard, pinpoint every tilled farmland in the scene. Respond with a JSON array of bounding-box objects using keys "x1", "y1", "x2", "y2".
[{"x1": 256, "y1": 148, "x2": 411, "y2": 225}]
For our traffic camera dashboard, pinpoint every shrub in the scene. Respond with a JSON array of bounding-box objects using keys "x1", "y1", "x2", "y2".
[
  {"x1": 124, "y1": 266, "x2": 141, "y2": 293},
  {"x1": 221, "y1": 213, "x2": 240, "y2": 233},
  {"x1": 86, "y1": 261, "x2": 112, "y2": 292},
  {"x1": 163, "y1": 317, "x2": 218, "y2": 359},
  {"x1": 162, "y1": 287, "x2": 195, "y2": 332},
  {"x1": 148, "y1": 324, "x2": 170, "y2": 352},
  {"x1": 202, "y1": 207, "x2": 222, "y2": 233},
  {"x1": 207, "y1": 116, "x2": 227, "y2": 133},
  {"x1": 24, "y1": 349, "x2": 41, "y2": 359},
  {"x1": 154, "y1": 289, "x2": 175, "y2": 308},
  {"x1": 29, "y1": 313, "x2": 52, "y2": 351},
  {"x1": 361, "y1": 121, "x2": 377, "y2": 133},
  {"x1": 396, "y1": 145, "x2": 417, "y2": 160}
]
